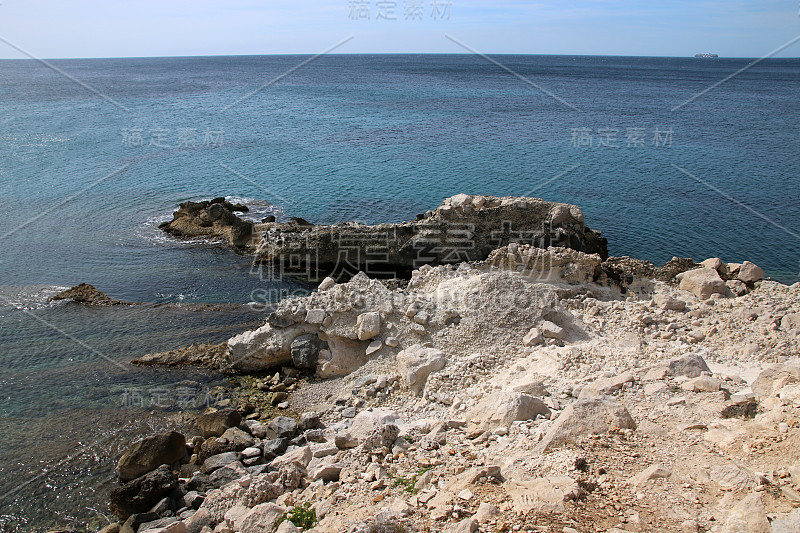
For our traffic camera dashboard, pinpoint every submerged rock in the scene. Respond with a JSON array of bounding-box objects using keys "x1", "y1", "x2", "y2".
[
  {"x1": 51, "y1": 283, "x2": 122, "y2": 305},
  {"x1": 132, "y1": 343, "x2": 228, "y2": 369}
]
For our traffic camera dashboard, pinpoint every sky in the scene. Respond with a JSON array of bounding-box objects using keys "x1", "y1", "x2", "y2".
[{"x1": 0, "y1": 0, "x2": 798, "y2": 59}]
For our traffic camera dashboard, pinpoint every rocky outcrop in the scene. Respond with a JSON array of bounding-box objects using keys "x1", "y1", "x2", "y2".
[
  {"x1": 159, "y1": 198, "x2": 255, "y2": 249},
  {"x1": 132, "y1": 343, "x2": 228, "y2": 369},
  {"x1": 51, "y1": 283, "x2": 123, "y2": 305},
  {"x1": 254, "y1": 194, "x2": 607, "y2": 280}
]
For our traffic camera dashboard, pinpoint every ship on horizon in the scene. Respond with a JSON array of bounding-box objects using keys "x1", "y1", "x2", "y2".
[{"x1": 695, "y1": 53, "x2": 719, "y2": 58}]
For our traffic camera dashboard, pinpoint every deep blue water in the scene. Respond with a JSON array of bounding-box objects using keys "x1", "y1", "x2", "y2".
[{"x1": 0, "y1": 54, "x2": 798, "y2": 530}]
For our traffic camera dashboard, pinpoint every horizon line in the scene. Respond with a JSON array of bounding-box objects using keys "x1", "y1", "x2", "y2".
[{"x1": 1, "y1": 51, "x2": 799, "y2": 61}]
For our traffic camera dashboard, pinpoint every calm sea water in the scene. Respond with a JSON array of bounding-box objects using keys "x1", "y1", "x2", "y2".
[{"x1": 0, "y1": 54, "x2": 798, "y2": 531}]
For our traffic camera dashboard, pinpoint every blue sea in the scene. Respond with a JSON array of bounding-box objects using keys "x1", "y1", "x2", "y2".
[{"x1": 0, "y1": 54, "x2": 798, "y2": 531}]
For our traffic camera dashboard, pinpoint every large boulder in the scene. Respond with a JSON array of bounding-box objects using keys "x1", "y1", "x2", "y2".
[
  {"x1": 578, "y1": 372, "x2": 635, "y2": 398},
  {"x1": 721, "y1": 493, "x2": 770, "y2": 533},
  {"x1": 219, "y1": 427, "x2": 255, "y2": 451},
  {"x1": 676, "y1": 268, "x2": 726, "y2": 299},
  {"x1": 236, "y1": 503, "x2": 286, "y2": 533},
  {"x1": 466, "y1": 392, "x2": 550, "y2": 429},
  {"x1": 201, "y1": 452, "x2": 241, "y2": 474},
  {"x1": 197, "y1": 409, "x2": 242, "y2": 438},
  {"x1": 356, "y1": 312, "x2": 381, "y2": 341},
  {"x1": 536, "y1": 398, "x2": 636, "y2": 452},
  {"x1": 667, "y1": 353, "x2": 711, "y2": 378},
  {"x1": 227, "y1": 323, "x2": 312, "y2": 373},
  {"x1": 109, "y1": 465, "x2": 177, "y2": 520},
  {"x1": 397, "y1": 344, "x2": 446, "y2": 395},
  {"x1": 266, "y1": 416, "x2": 298, "y2": 440},
  {"x1": 290, "y1": 333, "x2": 322, "y2": 369},
  {"x1": 737, "y1": 261, "x2": 764, "y2": 283},
  {"x1": 335, "y1": 409, "x2": 401, "y2": 449},
  {"x1": 115, "y1": 431, "x2": 187, "y2": 482},
  {"x1": 751, "y1": 360, "x2": 800, "y2": 399}
]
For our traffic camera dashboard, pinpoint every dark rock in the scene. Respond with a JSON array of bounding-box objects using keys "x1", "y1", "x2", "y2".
[
  {"x1": 148, "y1": 496, "x2": 170, "y2": 516},
  {"x1": 289, "y1": 434, "x2": 307, "y2": 447},
  {"x1": 201, "y1": 451, "x2": 240, "y2": 474},
  {"x1": 197, "y1": 409, "x2": 242, "y2": 438},
  {"x1": 180, "y1": 491, "x2": 205, "y2": 510},
  {"x1": 120, "y1": 513, "x2": 159, "y2": 533},
  {"x1": 109, "y1": 465, "x2": 177, "y2": 521},
  {"x1": 51, "y1": 283, "x2": 122, "y2": 306},
  {"x1": 721, "y1": 401, "x2": 759, "y2": 419},
  {"x1": 668, "y1": 353, "x2": 711, "y2": 378},
  {"x1": 290, "y1": 217, "x2": 314, "y2": 226},
  {"x1": 180, "y1": 464, "x2": 200, "y2": 478},
  {"x1": 208, "y1": 461, "x2": 247, "y2": 486},
  {"x1": 138, "y1": 517, "x2": 177, "y2": 532},
  {"x1": 219, "y1": 426, "x2": 255, "y2": 451},
  {"x1": 185, "y1": 472, "x2": 215, "y2": 493},
  {"x1": 159, "y1": 198, "x2": 255, "y2": 249},
  {"x1": 246, "y1": 464, "x2": 270, "y2": 476},
  {"x1": 197, "y1": 436, "x2": 237, "y2": 462},
  {"x1": 262, "y1": 215, "x2": 276, "y2": 223},
  {"x1": 168, "y1": 484, "x2": 187, "y2": 502},
  {"x1": 298, "y1": 411, "x2": 320, "y2": 430},
  {"x1": 132, "y1": 342, "x2": 228, "y2": 369},
  {"x1": 290, "y1": 334, "x2": 322, "y2": 369},
  {"x1": 266, "y1": 416, "x2": 298, "y2": 440},
  {"x1": 261, "y1": 438, "x2": 289, "y2": 460},
  {"x1": 115, "y1": 430, "x2": 187, "y2": 482}
]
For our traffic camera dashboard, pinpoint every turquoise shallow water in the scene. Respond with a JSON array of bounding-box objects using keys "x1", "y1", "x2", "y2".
[{"x1": 0, "y1": 54, "x2": 798, "y2": 530}]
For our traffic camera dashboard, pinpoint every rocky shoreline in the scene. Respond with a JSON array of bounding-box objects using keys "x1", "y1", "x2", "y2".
[{"x1": 81, "y1": 196, "x2": 800, "y2": 533}]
